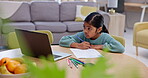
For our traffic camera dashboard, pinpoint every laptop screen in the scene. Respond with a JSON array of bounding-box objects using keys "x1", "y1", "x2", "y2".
[
  {"x1": 15, "y1": 29, "x2": 53, "y2": 58},
  {"x1": 15, "y1": 29, "x2": 71, "y2": 61}
]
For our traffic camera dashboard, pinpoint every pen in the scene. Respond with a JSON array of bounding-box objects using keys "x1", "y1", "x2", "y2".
[
  {"x1": 76, "y1": 35, "x2": 91, "y2": 48},
  {"x1": 70, "y1": 59, "x2": 78, "y2": 69},
  {"x1": 76, "y1": 35, "x2": 84, "y2": 42}
]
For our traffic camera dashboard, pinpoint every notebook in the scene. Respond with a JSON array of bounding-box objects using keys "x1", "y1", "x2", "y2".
[
  {"x1": 15, "y1": 29, "x2": 71, "y2": 61},
  {"x1": 70, "y1": 48, "x2": 102, "y2": 58}
]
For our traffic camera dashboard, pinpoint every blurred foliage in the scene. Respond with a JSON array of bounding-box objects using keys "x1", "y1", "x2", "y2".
[
  {"x1": 1, "y1": 19, "x2": 11, "y2": 24},
  {"x1": 81, "y1": 57, "x2": 113, "y2": 78},
  {"x1": 24, "y1": 55, "x2": 141, "y2": 78},
  {"x1": 102, "y1": 47, "x2": 110, "y2": 52},
  {"x1": 25, "y1": 57, "x2": 66, "y2": 78}
]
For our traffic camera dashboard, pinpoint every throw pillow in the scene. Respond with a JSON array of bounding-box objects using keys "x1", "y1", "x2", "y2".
[{"x1": 75, "y1": 5, "x2": 97, "y2": 22}]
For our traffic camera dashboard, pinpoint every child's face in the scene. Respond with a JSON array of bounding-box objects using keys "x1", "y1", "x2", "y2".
[{"x1": 83, "y1": 22, "x2": 102, "y2": 39}]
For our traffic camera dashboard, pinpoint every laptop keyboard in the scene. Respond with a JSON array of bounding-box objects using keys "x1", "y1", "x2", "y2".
[{"x1": 53, "y1": 55, "x2": 61, "y2": 58}]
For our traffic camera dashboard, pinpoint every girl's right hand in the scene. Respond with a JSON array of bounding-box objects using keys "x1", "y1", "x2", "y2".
[{"x1": 77, "y1": 41, "x2": 91, "y2": 49}]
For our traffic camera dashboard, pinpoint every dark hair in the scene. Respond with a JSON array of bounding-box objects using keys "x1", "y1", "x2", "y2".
[{"x1": 84, "y1": 12, "x2": 109, "y2": 33}]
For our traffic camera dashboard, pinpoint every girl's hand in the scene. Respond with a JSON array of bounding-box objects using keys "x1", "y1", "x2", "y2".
[
  {"x1": 77, "y1": 41, "x2": 91, "y2": 49},
  {"x1": 70, "y1": 42, "x2": 91, "y2": 49},
  {"x1": 90, "y1": 45, "x2": 103, "y2": 50}
]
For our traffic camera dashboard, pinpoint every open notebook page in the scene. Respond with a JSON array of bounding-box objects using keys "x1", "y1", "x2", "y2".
[{"x1": 70, "y1": 48, "x2": 102, "y2": 58}]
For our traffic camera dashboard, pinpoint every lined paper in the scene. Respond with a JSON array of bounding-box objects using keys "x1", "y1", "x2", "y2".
[{"x1": 70, "y1": 48, "x2": 102, "y2": 58}]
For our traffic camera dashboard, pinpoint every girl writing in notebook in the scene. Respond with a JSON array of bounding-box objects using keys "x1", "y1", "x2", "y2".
[{"x1": 59, "y1": 12, "x2": 124, "y2": 53}]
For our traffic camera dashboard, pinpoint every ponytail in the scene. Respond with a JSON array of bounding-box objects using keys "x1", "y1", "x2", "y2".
[
  {"x1": 101, "y1": 25, "x2": 109, "y2": 34},
  {"x1": 84, "y1": 12, "x2": 109, "y2": 34}
]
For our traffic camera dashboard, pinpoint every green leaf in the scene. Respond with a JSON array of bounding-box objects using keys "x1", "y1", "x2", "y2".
[
  {"x1": 25, "y1": 57, "x2": 66, "y2": 78},
  {"x1": 81, "y1": 57, "x2": 113, "y2": 78}
]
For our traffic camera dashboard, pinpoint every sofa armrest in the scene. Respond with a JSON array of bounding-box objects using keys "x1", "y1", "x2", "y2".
[
  {"x1": 134, "y1": 22, "x2": 148, "y2": 33},
  {"x1": 0, "y1": 18, "x2": 2, "y2": 46},
  {"x1": 133, "y1": 22, "x2": 148, "y2": 46},
  {"x1": 0, "y1": 18, "x2": 2, "y2": 34}
]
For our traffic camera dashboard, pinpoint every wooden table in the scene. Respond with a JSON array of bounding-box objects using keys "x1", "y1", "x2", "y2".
[
  {"x1": 51, "y1": 45, "x2": 148, "y2": 78},
  {"x1": 0, "y1": 45, "x2": 148, "y2": 78},
  {"x1": 124, "y1": 2, "x2": 148, "y2": 7},
  {"x1": 124, "y1": 2, "x2": 148, "y2": 22}
]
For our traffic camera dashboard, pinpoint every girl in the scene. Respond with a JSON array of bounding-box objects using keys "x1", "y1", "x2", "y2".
[{"x1": 59, "y1": 12, "x2": 124, "y2": 53}]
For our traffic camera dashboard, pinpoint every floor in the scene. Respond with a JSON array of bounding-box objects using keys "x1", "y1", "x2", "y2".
[{"x1": 124, "y1": 28, "x2": 148, "y2": 67}]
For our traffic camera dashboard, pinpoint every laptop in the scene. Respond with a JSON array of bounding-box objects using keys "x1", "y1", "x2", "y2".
[{"x1": 15, "y1": 29, "x2": 71, "y2": 61}]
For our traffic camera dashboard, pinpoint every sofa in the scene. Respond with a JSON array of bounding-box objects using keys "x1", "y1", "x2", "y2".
[{"x1": 0, "y1": 1, "x2": 110, "y2": 47}]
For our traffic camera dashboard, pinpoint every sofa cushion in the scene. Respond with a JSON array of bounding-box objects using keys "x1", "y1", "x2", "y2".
[
  {"x1": 9, "y1": 2, "x2": 31, "y2": 22},
  {"x1": 2, "y1": 22, "x2": 35, "y2": 34},
  {"x1": 75, "y1": 5, "x2": 97, "y2": 22},
  {"x1": 137, "y1": 29, "x2": 148, "y2": 45},
  {"x1": 63, "y1": 21, "x2": 83, "y2": 32},
  {"x1": 31, "y1": 1, "x2": 59, "y2": 22},
  {"x1": 60, "y1": 2, "x2": 97, "y2": 21},
  {"x1": 34, "y1": 22, "x2": 66, "y2": 33}
]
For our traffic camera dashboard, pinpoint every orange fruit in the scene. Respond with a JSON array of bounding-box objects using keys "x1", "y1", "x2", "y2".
[
  {"x1": 0, "y1": 57, "x2": 11, "y2": 66},
  {"x1": 14, "y1": 64, "x2": 27, "y2": 74},
  {"x1": 6, "y1": 60, "x2": 20, "y2": 73},
  {"x1": 0, "y1": 59, "x2": 2, "y2": 66}
]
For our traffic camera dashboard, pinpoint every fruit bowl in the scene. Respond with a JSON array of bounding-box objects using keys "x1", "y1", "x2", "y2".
[
  {"x1": 0, "y1": 73, "x2": 29, "y2": 78},
  {"x1": 0, "y1": 49, "x2": 29, "y2": 78}
]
